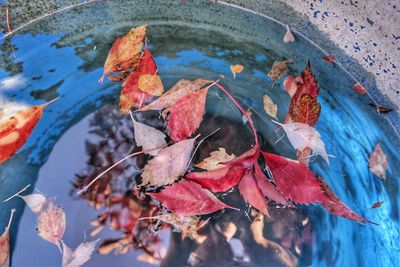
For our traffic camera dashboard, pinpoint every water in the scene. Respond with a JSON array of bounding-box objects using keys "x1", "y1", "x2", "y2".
[{"x1": 0, "y1": 1, "x2": 399, "y2": 267}]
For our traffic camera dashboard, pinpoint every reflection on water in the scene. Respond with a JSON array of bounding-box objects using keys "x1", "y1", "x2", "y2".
[{"x1": 0, "y1": 1, "x2": 399, "y2": 267}]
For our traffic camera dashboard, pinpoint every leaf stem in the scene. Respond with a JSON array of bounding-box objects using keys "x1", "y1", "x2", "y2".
[
  {"x1": 213, "y1": 82, "x2": 259, "y2": 146},
  {"x1": 7, "y1": 209, "x2": 16, "y2": 230},
  {"x1": 3, "y1": 184, "x2": 31, "y2": 202}
]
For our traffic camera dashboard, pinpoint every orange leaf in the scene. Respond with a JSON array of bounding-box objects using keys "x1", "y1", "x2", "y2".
[
  {"x1": 102, "y1": 25, "x2": 146, "y2": 77},
  {"x1": 36, "y1": 200, "x2": 66, "y2": 248},
  {"x1": 0, "y1": 104, "x2": 46, "y2": 164},
  {"x1": 230, "y1": 64, "x2": 244, "y2": 79},
  {"x1": 138, "y1": 74, "x2": 164, "y2": 96}
]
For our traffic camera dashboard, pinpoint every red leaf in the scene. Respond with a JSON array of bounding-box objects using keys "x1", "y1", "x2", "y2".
[
  {"x1": 148, "y1": 181, "x2": 235, "y2": 216},
  {"x1": 253, "y1": 162, "x2": 290, "y2": 206},
  {"x1": 289, "y1": 94, "x2": 321, "y2": 127},
  {"x1": 186, "y1": 166, "x2": 244, "y2": 192},
  {"x1": 119, "y1": 47, "x2": 157, "y2": 113},
  {"x1": 262, "y1": 151, "x2": 371, "y2": 223},
  {"x1": 0, "y1": 104, "x2": 45, "y2": 164},
  {"x1": 238, "y1": 171, "x2": 269, "y2": 215},
  {"x1": 371, "y1": 201, "x2": 384, "y2": 209},
  {"x1": 352, "y1": 82, "x2": 368, "y2": 95},
  {"x1": 222, "y1": 146, "x2": 260, "y2": 169},
  {"x1": 167, "y1": 87, "x2": 209, "y2": 141},
  {"x1": 322, "y1": 55, "x2": 335, "y2": 64}
]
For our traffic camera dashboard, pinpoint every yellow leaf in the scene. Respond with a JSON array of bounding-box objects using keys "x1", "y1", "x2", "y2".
[
  {"x1": 263, "y1": 94, "x2": 278, "y2": 120},
  {"x1": 195, "y1": 148, "x2": 235, "y2": 171},
  {"x1": 138, "y1": 74, "x2": 164, "y2": 96},
  {"x1": 230, "y1": 64, "x2": 244, "y2": 79}
]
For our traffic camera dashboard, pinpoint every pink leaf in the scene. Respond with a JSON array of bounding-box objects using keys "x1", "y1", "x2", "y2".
[
  {"x1": 167, "y1": 88, "x2": 209, "y2": 141},
  {"x1": 371, "y1": 201, "x2": 384, "y2": 209},
  {"x1": 322, "y1": 55, "x2": 335, "y2": 64},
  {"x1": 148, "y1": 181, "x2": 235, "y2": 216},
  {"x1": 238, "y1": 171, "x2": 269, "y2": 215},
  {"x1": 283, "y1": 76, "x2": 298, "y2": 98},
  {"x1": 368, "y1": 143, "x2": 388, "y2": 180},
  {"x1": 36, "y1": 200, "x2": 66, "y2": 248},
  {"x1": 221, "y1": 146, "x2": 260, "y2": 169},
  {"x1": 352, "y1": 82, "x2": 368, "y2": 95}
]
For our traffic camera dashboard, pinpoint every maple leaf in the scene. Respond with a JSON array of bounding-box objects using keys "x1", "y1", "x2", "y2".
[
  {"x1": 352, "y1": 82, "x2": 368, "y2": 95},
  {"x1": 167, "y1": 87, "x2": 209, "y2": 142},
  {"x1": 141, "y1": 138, "x2": 195, "y2": 187},
  {"x1": 186, "y1": 166, "x2": 244, "y2": 192},
  {"x1": 62, "y1": 240, "x2": 98, "y2": 267},
  {"x1": 238, "y1": 171, "x2": 269, "y2": 215},
  {"x1": 0, "y1": 209, "x2": 15, "y2": 267},
  {"x1": 131, "y1": 116, "x2": 166, "y2": 156},
  {"x1": 368, "y1": 143, "x2": 388, "y2": 179},
  {"x1": 283, "y1": 25, "x2": 295, "y2": 43},
  {"x1": 263, "y1": 94, "x2": 278, "y2": 120},
  {"x1": 148, "y1": 181, "x2": 235, "y2": 216},
  {"x1": 230, "y1": 64, "x2": 244, "y2": 79},
  {"x1": 195, "y1": 148, "x2": 235, "y2": 171},
  {"x1": 262, "y1": 152, "x2": 371, "y2": 223},
  {"x1": 267, "y1": 60, "x2": 292, "y2": 81},
  {"x1": 36, "y1": 200, "x2": 66, "y2": 248},
  {"x1": 371, "y1": 201, "x2": 384, "y2": 209},
  {"x1": 119, "y1": 47, "x2": 159, "y2": 113},
  {"x1": 102, "y1": 24, "x2": 146, "y2": 78},
  {"x1": 0, "y1": 103, "x2": 48, "y2": 164},
  {"x1": 138, "y1": 79, "x2": 212, "y2": 111},
  {"x1": 274, "y1": 121, "x2": 328, "y2": 163}
]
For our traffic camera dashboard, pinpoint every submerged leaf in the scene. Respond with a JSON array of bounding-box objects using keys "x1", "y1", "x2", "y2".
[
  {"x1": 102, "y1": 24, "x2": 146, "y2": 77},
  {"x1": 283, "y1": 25, "x2": 295, "y2": 43},
  {"x1": 268, "y1": 60, "x2": 292, "y2": 81},
  {"x1": 139, "y1": 79, "x2": 212, "y2": 111},
  {"x1": 230, "y1": 64, "x2": 244, "y2": 79},
  {"x1": 263, "y1": 94, "x2": 278, "y2": 120},
  {"x1": 242, "y1": 108, "x2": 253, "y2": 125},
  {"x1": 238, "y1": 171, "x2": 269, "y2": 215},
  {"x1": 368, "y1": 143, "x2": 388, "y2": 179},
  {"x1": 0, "y1": 104, "x2": 46, "y2": 164},
  {"x1": 141, "y1": 138, "x2": 195, "y2": 187},
  {"x1": 195, "y1": 148, "x2": 236, "y2": 171},
  {"x1": 167, "y1": 88, "x2": 209, "y2": 141},
  {"x1": 62, "y1": 240, "x2": 98, "y2": 267},
  {"x1": 371, "y1": 201, "x2": 384, "y2": 209},
  {"x1": 0, "y1": 209, "x2": 15, "y2": 267},
  {"x1": 352, "y1": 82, "x2": 368, "y2": 95},
  {"x1": 36, "y1": 200, "x2": 66, "y2": 247},
  {"x1": 322, "y1": 55, "x2": 335, "y2": 64},
  {"x1": 132, "y1": 117, "x2": 167, "y2": 156},
  {"x1": 148, "y1": 181, "x2": 235, "y2": 216},
  {"x1": 20, "y1": 193, "x2": 47, "y2": 213}
]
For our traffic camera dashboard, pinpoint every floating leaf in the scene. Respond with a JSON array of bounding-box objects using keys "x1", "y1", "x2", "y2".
[
  {"x1": 368, "y1": 143, "x2": 388, "y2": 179},
  {"x1": 322, "y1": 55, "x2": 335, "y2": 64},
  {"x1": 352, "y1": 82, "x2": 368, "y2": 95},
  {"x1": 36, "y1": 200, "x2": 66, "y2": 248},
  {"x1": 242, "y1": 108, "x2": 252, "y2": 125},
  {"x1": 267, "y1": 60, "x2": 292, "y2": 81},
  {"x1": 263, "y1": 94, "x2": 278, "y2": 120},
  {"x1": 371, "y1": 201, "x2": 384, "y2": 209},
  {"x1": 0, "y1": 209, "x2": 15, "y2": 267},
  {"x1": 167, "y1": 88, "x2": 209, "y2": 142},
  {"x1": 139, "y1": 79, "x2": 212, "y2": 111},
  {"x1": 186, "y1": 166, "x2": 244, "y2": 192},
  {"x1": 0, "y1": 104, "x2": 47, "y2": 164},
  {"x1": 62, "y1": 240, "x2": 98, "y2": 267},
  {"x1": 119, "y1": 47, "x2": 159, "y2": 113},
  {"x1": 20, "y1": 193, "x2": 46, "y2": 213},
  {"x1": 283, "y1": 25, "x2": 295, "y2": 43},
  {"x1": 222, "y1": 146, "x2": 260, "y2": 169},
  {"x1": 132, "y1": 117, "x2": 166, "y2": 156},
  {"x1": 195, "y1": 148, "x2": 235, "y2": 171},
  {"x1": 138, "y1": 74, "x2": 164, "y2": 96},
  {"x1": 283, "y1": 75, "x2": 298, "y2": 98},
  {"x1": 368, "y1": 103, "x2": 393, "y2": 114},
  {"x1": 102, "y1": 24, "x2": 146, "y2": 77},
  {"x1": 148, "y1": 181, "x2": 235, "y2": 216},
  {"x1": 274, "y1": 121, "x2": 328, "y2": 163},
  {"x1": 141, "y1": 138, "x2": 195, "y2": 187},
  {"x1": 230, "y1": 64, "x2": 244, "y2": 79},
  {"x1": 290, "y1": 94, "x2": 321, "y2": 127},
  {"x1": 238, "y1": 171, "x2": 269, "y2": 215}
]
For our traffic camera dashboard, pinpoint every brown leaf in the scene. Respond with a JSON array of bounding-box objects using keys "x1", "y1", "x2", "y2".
[
  {"x1": 195, "y1": 148, "x2": 235, "y2": 171},
  {"x1": 138, "y1": 74, "x2": 164, "y2": 96},
  {"x1": 368, "y1": 143, "x2": 388, "y2": 179},
  {"x1": 263, "y1": 94, "x2": 278, "y2": 120},
  {"x1": 230, "y1": 64, "x2": 244, "y2": 79},
  {"x1": 0, "y1": 209, "x2": 15, "y2": 267},
  {"x1": 36, "y1": 200, "x2": 66, "y2": 248},
  {"x1": 268, "y1": 60, "x2": 292, "y2": 81},
  {"x1": 368, "y1": 103, "x2": 393, "y2": 113}
]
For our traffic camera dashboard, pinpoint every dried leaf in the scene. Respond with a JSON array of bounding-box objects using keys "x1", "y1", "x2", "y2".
[
  {"x1": 0, "y1": 104, "x2": 46, "y2": 164},
  {"x1": 371, "y1": 201, "x2": 384, "y2": 209},
  {"x1": 352, "y1": 82, "x2": 368, "y2": 95},
  {"x1": 368, "y1": 103, "x2": 393, "y2": 113},
  {"x1": 195, "y1": 148, "x2": 236, "y2": 171},
  {"x1": 62, "y1": 240, "x2": 98, "y2": 267},
  {"x1": 148, "y1": 181, "x2": 235, "y2": 216},
  {"x1": 289, "y1": 94, "x2": 321, "y2": 127},
  {"x1": 230, "y1": 64, "x2": 244, "y2": 79},
  {"x1": 132, "y1": 117, "x2": 166, "y2": 156},
  {"x1": 102, "y1": 25, "x2": 146, "y2": 77},
  {"x1": 368, "y1": 143, "x2": 388, "y2": 179},
  {"x1": 36, "y1": 200, "x2": 66, "y2": 247},
  {"x1": 0, "y1": 209, "x2": 15, "y2": 267},
  {"x1": 263, "y1": 94, "x2": 278, "y2": 120},
  {"x1": 283, "y1": 75, "x2": 298, "y2": 98},
  {"x1": 119, "y1": 47, "x2": 158, "y2": 113},
  {"x1": 322, "y1": 55, "x2": 335, "y2": 64},
  {"x1": 268, "y1": 60, "x2": 292, "y2": 81},
  {"x1": 167, "y1": 88, "x2": 208, "y2": 142},
  {"x1": 139, "y1": 79, "x2": 212, "y2": 111},
  {"x1": 274, "y1": 121, "x2": 328, "y2": 163},
  {"x1": 138, "y1": 74, "x2": 164, "y2": 96},
  {"x1": 186, "y1": 166, "x2": 244, "y2": 192},
  {"x1": 20, "y1": 193, "x2": 46, "y2": 213},
  {"x1": 238, "y1": 171, "x2": 269, "y2": 215},
  {"x1": 283, "y1": 25, "x2": 295, "y2": 43},
  {"x1": 141, "y1": 138, "x2": 195, "y2": 187}
]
